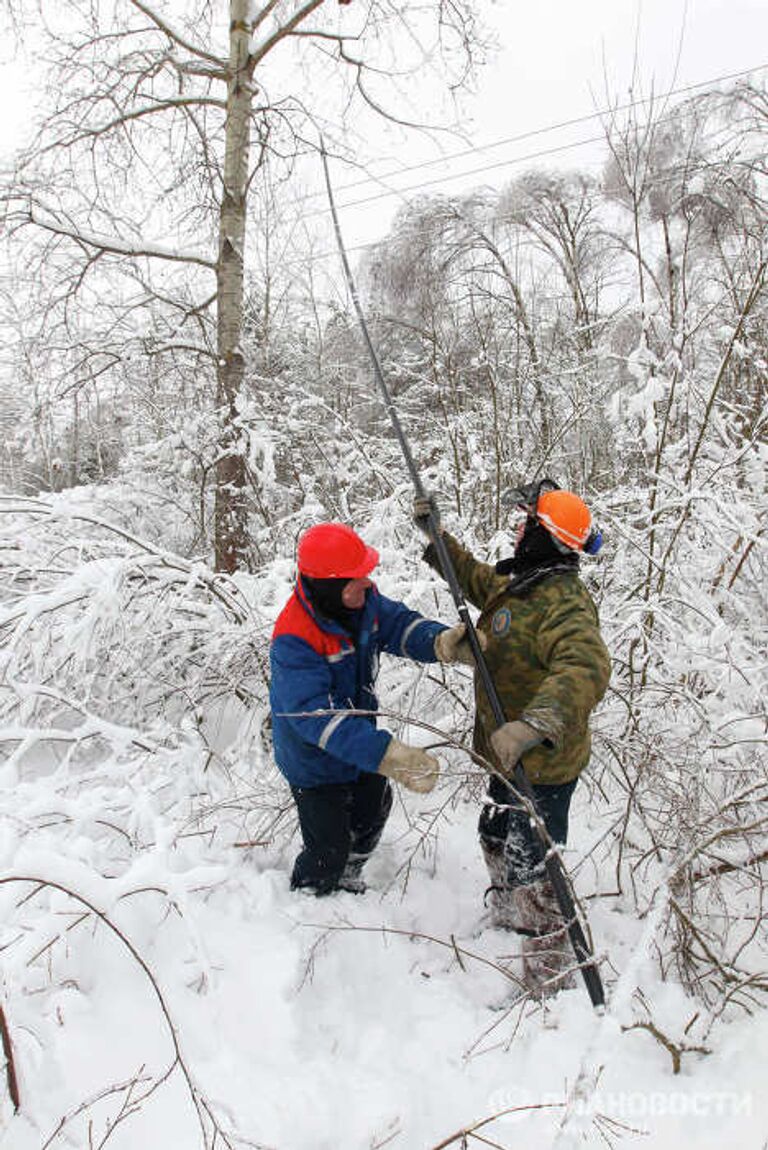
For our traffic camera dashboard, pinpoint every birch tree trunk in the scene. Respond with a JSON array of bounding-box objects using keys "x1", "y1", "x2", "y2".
[
  {"x1": 7, "y1": 0, "x2": 484, "y2": 570},
  {"x1": 214, "y1": 0, "x2": 254, "y2": 573}
]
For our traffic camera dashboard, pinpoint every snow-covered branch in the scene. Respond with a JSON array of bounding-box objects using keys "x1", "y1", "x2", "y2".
[{"x1": 27, "y1": 206, "x2": 217, "y2": 271}]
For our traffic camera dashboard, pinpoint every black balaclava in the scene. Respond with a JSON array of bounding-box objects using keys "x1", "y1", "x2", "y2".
[
  {"x1": 495, "y1": 519, "x2": 579, "y2": 579},
  {"x1": 301, "y1": 575, "x2": 363, "y2": 633}
]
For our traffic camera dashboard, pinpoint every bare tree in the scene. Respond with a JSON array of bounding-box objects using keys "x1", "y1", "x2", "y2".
[
  {"x1": 4, "y1": 0, "x2": 485, "y2": 569},
  {"x1": 498, "y1": 170, "x2": 605, "y2": 355}
]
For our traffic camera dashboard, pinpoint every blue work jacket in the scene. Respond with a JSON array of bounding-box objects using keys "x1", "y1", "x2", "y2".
[{"x1": 269, "y1": 577, "x2": 446, "y2": 787}]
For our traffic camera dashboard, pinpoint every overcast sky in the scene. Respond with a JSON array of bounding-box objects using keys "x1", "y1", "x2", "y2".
[
  {"x1": 325, "y1": 0, "x2": 768, "y2": 247},
  {"x1": 479, "y1": 0, "x2": 765, "y2": 133},
  {"x1": 1, "y1": 0, "x2": 765, "y2": 246}
]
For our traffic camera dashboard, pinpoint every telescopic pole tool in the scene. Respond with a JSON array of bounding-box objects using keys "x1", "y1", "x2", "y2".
[{"x1": 320, "y1": 140, "x2": 605, "y2": 1009}]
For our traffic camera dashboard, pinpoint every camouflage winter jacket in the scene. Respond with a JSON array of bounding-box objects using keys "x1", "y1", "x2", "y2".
[{"x1": 425, "y1": 533, "x2": 611, "y2": 785}]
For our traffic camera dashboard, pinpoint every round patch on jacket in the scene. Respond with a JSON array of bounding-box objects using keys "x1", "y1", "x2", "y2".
[{"x1": 491, "y1": 607, "x2": 512, "y2": 637}]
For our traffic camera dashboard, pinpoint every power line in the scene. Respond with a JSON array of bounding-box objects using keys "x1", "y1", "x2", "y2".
[
  {"x1": 305, "y1": 131, "x2": 608, "y2": 217},
  {"x1": 298, "y1": 61, "x2": 767, "y2": 211},
  {"x1": 277, "y1": 134, "x2": 763, "y2": 270},
  {"x1": 299, "y1": 109, "x2": 752, "y2": 224},
  {"x1": 259, "y1": 63, "x2": 768, "y2": 274}
]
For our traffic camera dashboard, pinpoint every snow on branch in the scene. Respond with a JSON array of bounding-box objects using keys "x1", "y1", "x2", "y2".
[
  {"x1": 0, "y1": 494, "x2": 275, "y2": 799},
  {"x1": 27, "y1": 205, "x2": 216, "y2": 271},
  {"x1": 249, "y1": 0, "x2": 327, "y2": 67}
]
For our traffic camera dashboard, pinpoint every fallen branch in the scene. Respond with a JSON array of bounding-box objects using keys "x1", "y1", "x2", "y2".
[
  {"x1": 691, "y1": 847, "x2": 768, "y2": 883},
  {"x1": 0, "y1": 875, "x2": 231, "y2": 1148},
  {"x1": 620, "y1": 1019, "x2": 710, "y2": 1075},
  {"x1": 300, "y1": 921, "x2": 527, "y2": 990},
  {"x1": 430, "y1": 1102, "x2": 564, "y2": 1149}
]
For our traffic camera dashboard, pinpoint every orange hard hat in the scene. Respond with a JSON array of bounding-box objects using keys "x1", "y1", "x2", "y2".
[
  {"x1": 536, "y1": 490, "x2": 593, "y2": 551},
  {"x1": 297, "y1": 523, "x2": 379, "y2": 579}
]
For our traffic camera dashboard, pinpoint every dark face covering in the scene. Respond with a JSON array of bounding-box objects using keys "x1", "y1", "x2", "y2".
[
  {"x1": 495, "y1": 519, "x2": 579, "y2": 579},
  {"x1": 302, "y1": 575, "x2": 363, "y2": 632}
]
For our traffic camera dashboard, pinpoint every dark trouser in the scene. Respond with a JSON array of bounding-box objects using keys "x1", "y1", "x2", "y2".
[
  {"x1": 478, "y1": 773, "x2": 577, "y2": 889},
  {"x1": 290, "y1": 772, "x2": 393, "y2": 895}
]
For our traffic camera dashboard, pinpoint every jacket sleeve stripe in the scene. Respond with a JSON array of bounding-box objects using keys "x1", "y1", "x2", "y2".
[
  {"x1": 318, "y1": 711, "x2": 350, "y2": 751},
  {"x1": 325, "y1": 650, "x2": 352, "y2": 664},
  {"x1": 400, "y1": 618, "x2": 424, "y2": 656}
]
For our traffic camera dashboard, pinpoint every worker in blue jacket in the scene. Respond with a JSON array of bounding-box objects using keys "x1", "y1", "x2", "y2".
[{"x1": 270, "y1": 522, "x2": 474, "y2": 895}]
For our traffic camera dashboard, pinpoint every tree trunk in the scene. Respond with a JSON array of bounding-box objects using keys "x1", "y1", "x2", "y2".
[{"x1": 214, "y1": 0, "x2": 253, "y2": 572}]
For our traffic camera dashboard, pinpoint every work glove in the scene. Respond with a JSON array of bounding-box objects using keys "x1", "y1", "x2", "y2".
[
  {"x1": 490, "y1": 720, "x2": 544, "y2": 775},
  {"x1": 434, "y1": 623, "x2": 488, "y2": 667},
  {"x1": 413, "y1": 492, "x2": 441, "y2": 537},
  {"x1": 378, "y1": 737, "x2": 439, "y2": 794}
]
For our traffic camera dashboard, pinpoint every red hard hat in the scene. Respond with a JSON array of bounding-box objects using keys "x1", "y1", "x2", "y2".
[{"x1": 297, "y1": 523, "x2": 380, "y2": 579}]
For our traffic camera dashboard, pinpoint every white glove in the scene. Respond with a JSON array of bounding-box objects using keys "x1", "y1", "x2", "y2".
[
  {"x1": 490, "y1": 720, "x2": 544, "y2": 774},
  {"x1": 378, "y1": 738, "x2": 439, "y2": 793},
  {"x1": 434, "y1": 623, "x2": 488, "y2": 666}
]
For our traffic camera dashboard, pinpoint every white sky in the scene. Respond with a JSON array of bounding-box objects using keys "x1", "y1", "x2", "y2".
[
  {"x1": 480, "y1": 0, "x2": 766, "y2": 131},
  {"x1": 326, "y1": 0, "x2": 768, "y2": 247},
  {"x1": 1, "y1": 0, "x2": 765, "y2": 248}
]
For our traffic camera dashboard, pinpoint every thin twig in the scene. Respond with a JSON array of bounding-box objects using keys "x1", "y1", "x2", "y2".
[{"x1": 0, "y1": 1004, "x2": 20, "y2": 1112}]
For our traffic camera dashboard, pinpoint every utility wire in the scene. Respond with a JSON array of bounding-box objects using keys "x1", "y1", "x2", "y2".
[
  {"x1": 303, "y1": 132, "x2": 608, "y2": 218},
  {"x1": 276, "y1": 125, "x2": 763, "y2": 270},
  {"x1": 296, "y1": 61, "x2": 768, "y2": 206},
  {"x1": 304, "y1": 86, "x2": 766, "y2": 219},
  {"x1": 253, "y1": 63, "x2": 766, "y2": 274}
]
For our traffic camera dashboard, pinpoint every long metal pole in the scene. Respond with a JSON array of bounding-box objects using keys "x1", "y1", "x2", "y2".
[{"x1": 320, "y1": 141, "x2": 604, "y2": 1009}]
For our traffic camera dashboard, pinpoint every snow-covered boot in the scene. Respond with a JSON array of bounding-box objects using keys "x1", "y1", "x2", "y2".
[
  {"x1": 337, "y1": 853, "x2": 368, "y2": 894},
  {"x1": 515, "y1": 879, "x2": 575, "y2": 997},
  {"x1": 481, "y1": 840, "x2": 519, "y2": 929}
]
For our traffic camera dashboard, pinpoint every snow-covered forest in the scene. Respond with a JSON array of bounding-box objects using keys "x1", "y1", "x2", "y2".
[{"x1": 0, "y1": 2, "x2": 766, "y2": 1147}]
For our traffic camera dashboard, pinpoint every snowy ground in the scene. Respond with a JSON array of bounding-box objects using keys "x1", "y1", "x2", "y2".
[
  {"x1": 2, "y1": 779, "x2": 765, "y2": 1150},
  {"x1": 0, "y1": 495, "x2": 765, "y2": 1148}
]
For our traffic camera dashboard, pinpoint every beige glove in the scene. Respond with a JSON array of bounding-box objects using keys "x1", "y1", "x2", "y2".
[
  {"x1": 378, "y1": 737, "x2": 439, "y2": 794},
  {"x1": 434, "y1": 623, "x2": 488, "y2": 666},
  {"x1": 413, "y1": 492, "x2": 441, "y2": 537},
  {"x1": 490, "y1": 720, "x2": 544, "y2": 774}
]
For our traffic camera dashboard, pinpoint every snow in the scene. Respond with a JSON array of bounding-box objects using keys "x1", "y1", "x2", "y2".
[
  {"x1": 28, "y1": 207, "x2": 217, "y2": 271},
  {"x1": 0, "y1": 491, "x2": 766, "y2": 1149},
  {"x1": 2, "y1": 780, "x2": 767, "y2": 1148},
  {"x1": 2, "y1": 5, "x2": 766, "y2": 1142}
]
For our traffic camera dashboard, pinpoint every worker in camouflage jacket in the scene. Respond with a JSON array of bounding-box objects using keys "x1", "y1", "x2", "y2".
[{"x1": 415, "y1": 479, "x2": 611, "y2": 995}]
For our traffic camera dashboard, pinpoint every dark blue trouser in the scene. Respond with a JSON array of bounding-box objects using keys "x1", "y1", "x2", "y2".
[
  {"x1": 290, "y1": 772, "x2": 393, "y2": 895},
  {"x1": 478, "y1": 773, "x2": 577, "y2": 888}
]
